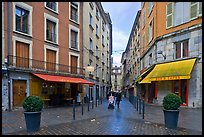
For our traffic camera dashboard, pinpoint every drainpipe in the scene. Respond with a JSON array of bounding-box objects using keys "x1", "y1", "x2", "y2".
[{"x1": 7, "y1": 2, "x2": 11, "y2": 111}]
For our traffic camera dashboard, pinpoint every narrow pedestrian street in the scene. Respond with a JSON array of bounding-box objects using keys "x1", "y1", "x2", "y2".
[{"x1": 2, "y1": 98, "x2": 202, "y2": 135}]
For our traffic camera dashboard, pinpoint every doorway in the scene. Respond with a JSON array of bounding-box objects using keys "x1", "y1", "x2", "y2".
[{"x1": 13, "y1": 80, "x2": 27, "y2": 107}]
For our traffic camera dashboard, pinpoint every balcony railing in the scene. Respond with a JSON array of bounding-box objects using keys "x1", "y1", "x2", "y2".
[
  {"x1": 7, "y1": 55, "x2": 85, "y2": 75},
  {"x1": 16, "y1": 22, "x2": 30, "y2": 34}
]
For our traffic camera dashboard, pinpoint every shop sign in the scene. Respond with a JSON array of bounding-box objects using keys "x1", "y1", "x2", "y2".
[{"x1": 155, "y1": 76, "x2": 180, "y2": 81}]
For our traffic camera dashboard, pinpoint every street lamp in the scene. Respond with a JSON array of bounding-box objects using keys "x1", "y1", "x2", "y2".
[{"x1": 158, "y1": 50, "x2": 166, "y2": 60}]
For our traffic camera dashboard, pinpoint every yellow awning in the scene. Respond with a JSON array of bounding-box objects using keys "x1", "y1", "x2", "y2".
[
  {"x1": 139, "y1": 58, "x2": 196, "y2": 84},
  {"x1": 135, "y1": 65, "x2": 154, "y2": 83}
]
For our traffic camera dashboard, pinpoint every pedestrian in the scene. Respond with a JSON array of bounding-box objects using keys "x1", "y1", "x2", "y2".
[{"x1": 116, "y1": 91, "x2": 122, "y2": 108}]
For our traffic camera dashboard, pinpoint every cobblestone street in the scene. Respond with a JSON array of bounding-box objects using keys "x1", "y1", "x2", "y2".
[{"x1": 2, "y1": 98, "x2": 202, "y2": 135}]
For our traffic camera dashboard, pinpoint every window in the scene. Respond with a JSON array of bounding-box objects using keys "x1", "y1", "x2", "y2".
[
  {"x1": 175, "y1": 40, "x2": 189, "y2": 59},
  {"x1": 15, "y1": 6, "x2": 29, "y2": 34},
  {"x1": 96, "y1": 24, "x2": 99, "y2": 38},
  {"x1": 166, "y1": 2, "x2": 174, "y2": 28},
  {"x1": 149, "y1": 53, "x2": 152, "y2": 65},
  {"x1": 46, "y1": 20, "x2": 56, "y2": 42},
  {"x1": 89, "y1": 13, "x2": 92, "y2": 26},
  {"x1": 96, "y1": 8, "x2": 99, "y2": 20},
  {"x1": 44, "y1": 13, "x2": 59, "y2": 44},
  {"x1": 142, "y1": 34, "x2": 145, "y2": 53},
  {"x1": 102, "y1": 35, "x2": 104, "y2": 46},
  {"x1": 13, "y1": 2, "x2": 32, "y2": 36},
  {"x1": 102, "y1": 53, "x2": 104, "y2": 63},
  {"x1": 45, "y1": 2, "x2": 58, "y2": 13},
  {"x1": 46, "y1": 49, "x2": 56, "y2": 71},
  {"x1": 16, "y1": 41, "x2": 29, "y2": 68},
  {"x1": 71, "y1": 30, "x2": 78, "y2": 49},
  {"x1": 70, "y1": 2, "x2": 79, "y2": 23},
  {"x1": 174, "y1": 2, "x2": 190, "y2": 26},
  {"x1": 102, "y1": 21, "x2": 105, "y2": 31},
  {"x1": 148, "y1": 2, "x2": 154, "y2": 16},
  {"x1": 89, "y1": 2, "x2": 94, "y2": 9},
  {"x1": 96, "y1": 46, "x2": 99, "y2": 58},
  {"x1": 142, "y1": 10, "x2": 146, "y2": 29},
  {"x1": 148, "y1": 19, "x2": 153, "y2": 43},
  {"x1": 89, "y1": 38, "x2": 93, "y2": 50},
  {"x1": 190, "y1": 2, "x2": 202, "y2": 19}
]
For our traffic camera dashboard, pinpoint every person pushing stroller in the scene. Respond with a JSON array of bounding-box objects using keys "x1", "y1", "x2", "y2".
[{"x1": 108, "y1": 93, "x2": 115, "y2": 109}]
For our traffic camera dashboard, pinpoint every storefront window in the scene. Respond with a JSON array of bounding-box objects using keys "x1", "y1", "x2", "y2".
[
  {"x1": 42, "y1": 82, "x2": 48, "y2": 94},
  {"x1": 173, "y1": 80, "x2": 179, "y2": 96}
]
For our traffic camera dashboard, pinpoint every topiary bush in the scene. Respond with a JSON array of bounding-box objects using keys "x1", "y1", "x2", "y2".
[
  {"x1": 163, "y1": 93, "x2": 182, "y2": 110},
  {"x1": 23, "y1": 96, "x2": 44, "y2": 112}
]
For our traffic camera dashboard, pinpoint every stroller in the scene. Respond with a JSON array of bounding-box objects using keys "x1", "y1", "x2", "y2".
[{"x1": 108, "y1": 95, "x2": 114, "y2": 109}]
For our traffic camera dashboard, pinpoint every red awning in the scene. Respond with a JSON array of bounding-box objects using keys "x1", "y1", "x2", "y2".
[{"x1": 32, "y1": 73, "x2": 95, "y2": 85}]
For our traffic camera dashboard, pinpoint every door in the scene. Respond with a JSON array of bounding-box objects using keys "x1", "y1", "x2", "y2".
[
  {"x1": 71, "y1": 55, "x2": 78, "y2": 74},
  {"x1": 13, "y1": 80, "x2": 27, "y2": 107}
]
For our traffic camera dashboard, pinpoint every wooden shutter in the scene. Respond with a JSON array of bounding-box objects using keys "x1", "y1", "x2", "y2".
[
  {"x1": 46, "y1": 49, "x2": 56, "y2": 71},
  {"x1": 166, "y1": 2, "x2": 174, "y2": 28},
  {"x1": 190, "y1": 2, "x2": 198, "y2": 19},
  {"x1": 16, "y1": 41, "x2": 29, "y2": 68},
  {"x1": 71, "y1": 55, "x2": 78, "y2": 74}
]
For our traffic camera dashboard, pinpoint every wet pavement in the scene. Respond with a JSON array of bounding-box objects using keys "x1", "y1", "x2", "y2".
[{"x1": 2, "y1": 98, "x2": 202, "y2": 135}]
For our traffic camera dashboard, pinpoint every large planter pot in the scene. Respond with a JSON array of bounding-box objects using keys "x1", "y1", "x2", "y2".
[
  {"x1": 163, "y1": 109, "x2": 179, "y2": 129},
  {"x1": 24, "y1": 111, "x2": 41, "y2": 132}
]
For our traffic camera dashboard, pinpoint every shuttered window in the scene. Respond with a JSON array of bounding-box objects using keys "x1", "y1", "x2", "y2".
[
  {"x1": 46, "y1": 49, "x2": 56, "y2": 71},
  {"x1": 16, "y1": 41, "x2": 29, "y2": 68},
  {"x1": 148, "y1": 19, "x2": 153, "y2": 43},
  {"x1": 166, "y1": 3, "x2": 174, "y2": 28}
]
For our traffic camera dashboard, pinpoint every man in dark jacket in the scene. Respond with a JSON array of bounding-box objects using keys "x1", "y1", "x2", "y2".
[{"x1": 116, "y1": 92, "x2": 122, "y2": 108}]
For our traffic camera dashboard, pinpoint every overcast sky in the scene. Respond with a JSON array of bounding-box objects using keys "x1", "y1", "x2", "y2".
[{"x1": 101, "y1": 2, "x2": 141, "y2": 66}]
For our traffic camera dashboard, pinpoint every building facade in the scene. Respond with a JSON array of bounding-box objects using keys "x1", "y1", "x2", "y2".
[
  {"x1": 2, "y1": 2, "x2": 112, "y2": 111},
  {"x1": 122, "y1": 2, "x2": 202, "y2": 108},
  {"x1": 82, "y1": 2, "x2": 112, "y2": 102},
  {"x1": 111, "y1": 65, "x2": 122, "y2": 92}
]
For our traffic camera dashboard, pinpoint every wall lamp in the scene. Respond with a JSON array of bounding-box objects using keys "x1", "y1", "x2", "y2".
[{"x1": 157, "y1": 50, "x2": 166, "y2": 60}]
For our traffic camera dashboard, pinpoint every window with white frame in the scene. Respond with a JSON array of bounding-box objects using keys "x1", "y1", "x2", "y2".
[
  {"x1": 96, "y1": 45, "x2": 99, "y2": 57},
  {"x1": 45, "y1": 2, "x2": 58, "y2": 13},
  {"x1": 190, "y1": 2, "x2": 202, "y2": 19},
  {"x1": 70, "y1": 2, "x2": 79, "y2": 23},
  {"x1": 71, "y1": 30, "x2": 78, "y2": 49},
  {"x1": 166, "y1": 2, "x2": 202, "y2": 29},
  {"x1": 102, "y1": 35, "x2": 104, "y2": 46},
  {"x1": 89, "y1": 2, "x2": 94, "y2": 10},
  {"x1": 148, "y1": 18, "x2": 153, "y2": 43},
  {"x1": 174, "y1": 2, "x2": 190, "y2": 26},
  {"x1": 44, "y1": 13, "x2": 59, "y2": 44},
  {"x1": 102, "y1": 20, "x2": 105, "y2": 31},
  {"x1": 142, "y1": 34, "x2": 145, "y2": 53},
  {"x1": 148, "y1": 2, "x2": 154, "y2": 16},
  {"x1": 175, "y1": 40, "x2": 189, "y2": 59},
  {"x1": 13, "y1": 2, "x2": 33, "y2": 36}
]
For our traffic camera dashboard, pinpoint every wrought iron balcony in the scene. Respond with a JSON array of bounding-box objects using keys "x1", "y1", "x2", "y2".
[{"x1": 7, "y1": 55, "x2": 85, "y2": 76}]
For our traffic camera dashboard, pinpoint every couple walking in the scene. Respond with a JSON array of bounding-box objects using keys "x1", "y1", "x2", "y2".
[{"x1": 108, "y1": 91, "x2": 122, "y2": 109}]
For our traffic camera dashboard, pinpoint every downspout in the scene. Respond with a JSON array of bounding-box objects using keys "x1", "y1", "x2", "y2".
[{"x1": 7, "y1": 2, "x2": 11, "y2": 111}]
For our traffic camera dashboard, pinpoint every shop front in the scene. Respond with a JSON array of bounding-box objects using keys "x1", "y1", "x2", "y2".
[
  {"x1": 30, "y1": 73, "x2": 94, "y2": 107},
  {"x1": 139, "y1": 58, "x2": 197, "y2": 107}
]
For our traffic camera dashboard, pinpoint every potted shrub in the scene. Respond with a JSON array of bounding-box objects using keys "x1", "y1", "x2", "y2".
[
  {"x1": 22, "y1": 96, "x2": 44, "y2": 132},
  {"x1": 163, "y1": 93, "x2": 182, "y2": 129}
]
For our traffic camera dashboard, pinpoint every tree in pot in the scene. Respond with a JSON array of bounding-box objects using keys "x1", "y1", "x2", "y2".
[
  {"x1": 22, "y1": 96, "x2": 44, "y2": 132},
  {"x1": 163, "y1": 93, "x2": 182, "y2": 129}
]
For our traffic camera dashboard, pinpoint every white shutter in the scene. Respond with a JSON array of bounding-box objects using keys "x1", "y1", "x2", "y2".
[
  {"x1": 166, "y1": 3, "x2": 174, "y2": 28},
  {"x1": 190, "y1": 2, "x2": 198, "y2": 19},
  {"x1": 198, "y1": 2, "x2": 202, "y2": 16}
]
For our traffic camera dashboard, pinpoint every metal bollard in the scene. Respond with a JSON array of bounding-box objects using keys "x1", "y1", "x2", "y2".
[
  {"x1": 134, "y1": 96, "x2": 136, "y2": 109},
  {"x1": 139, "y1": 98, "x2": 141, "y2": 114},
  {"x1": 92, "y1": 100, "x2": 94, "y2": 109},
  {"x1": 88, "y1": 100, "x2": 90, "y2": 111},
  {"x1": 73, "y1": 100, "x2": 75, "y2": 120},
  {"x1": 136, "y1": 96, "x2": 138, "y2": 111},
  {"x1": 82, "y1": 99, "x2": 84, "y2": 115},
  {"x1": 101, "y1": 97, "x2": 102, "y2": 104},
  {"x1": 96, "y1": 99, "x2": 97, "y2": 107},
  {"x1": 142, "y1": 99, "x2": 145, "y2": 119}
]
